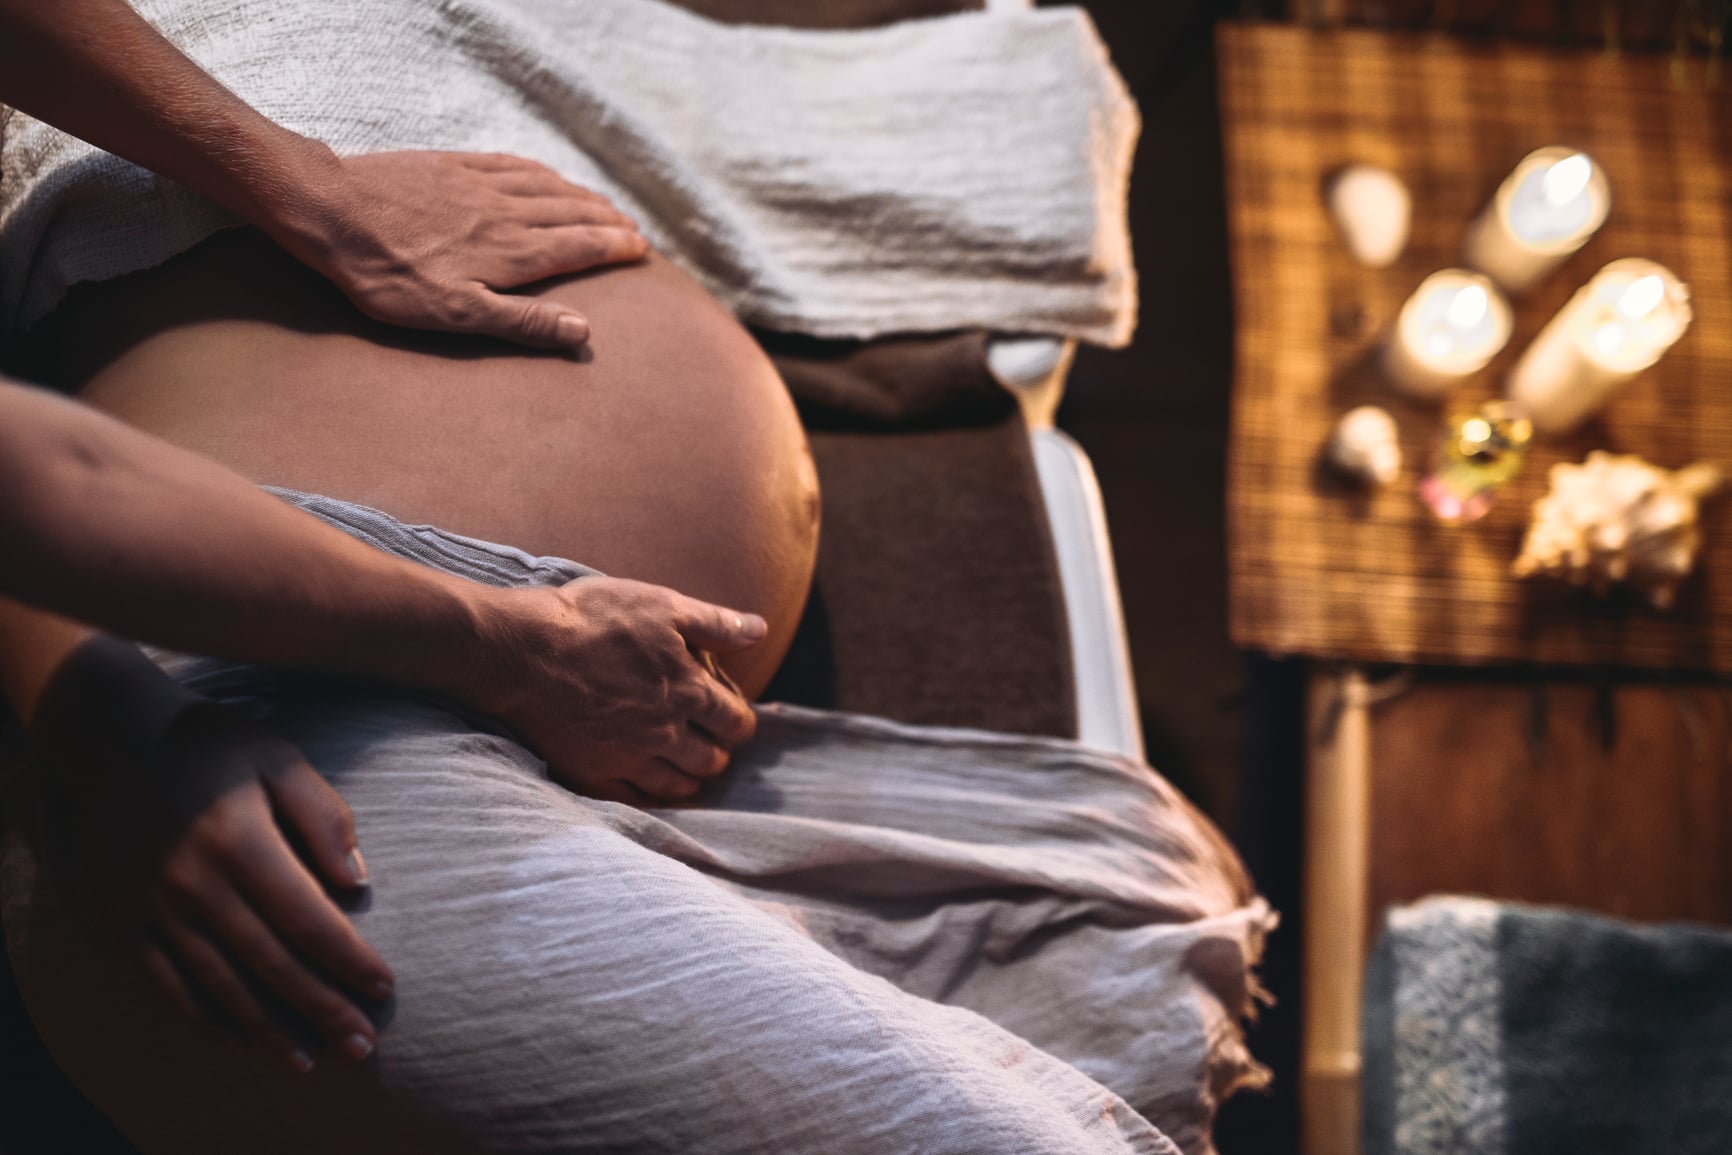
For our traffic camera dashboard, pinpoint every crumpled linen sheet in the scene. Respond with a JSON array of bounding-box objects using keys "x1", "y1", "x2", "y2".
[
  {"x1": 0, "y1": 0, "x2": 1139, "y2": 347},
  {"x1": 3, "y1": 492, "x2": 1270, "y2": 1155}
]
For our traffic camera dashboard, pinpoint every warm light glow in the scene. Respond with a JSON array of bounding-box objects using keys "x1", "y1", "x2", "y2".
[
  {"x1": 1447, "y1": 284, "x2": 1489, "y2": 329},
  {"x1": 1616, "y1": 274, "x2": 1665, "y2": 320},
  {"x1": 1591, "y1": 322, "x2": 1627, "y2": 357},
  {"x1": 1542, "y1": 153, "x2": 1593, "y2": 208},
  {"x1": 1461, "y1": 417, "x2": 1491, "y2": 443}
]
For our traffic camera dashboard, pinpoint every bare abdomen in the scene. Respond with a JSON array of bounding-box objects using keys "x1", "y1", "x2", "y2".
[{"x1": 12, "y1": 230, "x2": 819, "y2": 694}]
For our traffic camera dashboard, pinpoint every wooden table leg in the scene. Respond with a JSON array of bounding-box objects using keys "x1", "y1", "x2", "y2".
[{"x1": 1302, "y1": 665, "x2": 1371, "y2": 1155}]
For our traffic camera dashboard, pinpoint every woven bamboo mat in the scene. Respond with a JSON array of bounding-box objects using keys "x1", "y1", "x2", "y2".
[{"x1": 1220, "y1": 22, "x2": 1732, "y2": 670}]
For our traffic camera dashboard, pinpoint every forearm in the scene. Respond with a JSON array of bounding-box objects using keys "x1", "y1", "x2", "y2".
[
  {"x1": 0, "y1": 0, "x2": 337, "y2": 236},
  {"x1": 0, "y1": 380, "x2": 516, "y2": 712}
]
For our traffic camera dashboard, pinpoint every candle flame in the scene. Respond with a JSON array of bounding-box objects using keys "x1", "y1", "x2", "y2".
[
  {"x1": 1447, "y1": 284, "x2": 1489, "y2": 329},
  {"x1": 1591, "y1": 322, "x2": 1627, "y2": 357},
  {"x1": 1615, "y1": 274, "x2": 1666, "y2": 321},
  {"x1": 1541, "y1": 153, "x2": 1593, "y2": 208}
]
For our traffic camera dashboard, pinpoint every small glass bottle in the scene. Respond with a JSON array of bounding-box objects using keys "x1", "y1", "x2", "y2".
[{"x1": 1418, "y1": 401, "x2": 1534, "y2": 523}]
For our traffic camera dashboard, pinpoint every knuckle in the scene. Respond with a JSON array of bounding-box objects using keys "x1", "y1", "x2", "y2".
[
  {"x1": 443, "y1": 290, "x2": 496, "y2": 331},
  {"x1": 515, "y1": 300, "x2": 558, "y2": 342}
]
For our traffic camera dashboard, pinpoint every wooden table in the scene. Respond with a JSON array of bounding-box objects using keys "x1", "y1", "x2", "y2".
[
  {"x1": 1220, "y1": 23, "x2": 1732, "y2": 672},
  {"x1": 1217, "y1": 23, "x2": 1732, "y2": 1155}
]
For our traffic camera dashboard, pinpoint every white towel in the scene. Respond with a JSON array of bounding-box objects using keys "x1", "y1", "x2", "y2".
[{"x1": 0, "y1": 0, "x2": 1139, "y2": 348}]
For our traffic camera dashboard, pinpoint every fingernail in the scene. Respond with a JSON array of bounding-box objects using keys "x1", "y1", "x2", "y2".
[
  {"x1": 286, "y1": 1049, "x2": 315, "y2": 1075},
  {"x1": 741, "y1": 614, "x2": 767, "y2": 640},
  {"x1": 343, "y1": 1033, "x2": 375, "y2": 1062},
  {"x1": 370, "y1": 979, "x2": 393, "y2": 1002},
  {"x1": 345, "y1": 848, "x2": 369, "y2": 886},
  {"x1": 556, "y1": 314, "x2": 589, "y2": 345}
]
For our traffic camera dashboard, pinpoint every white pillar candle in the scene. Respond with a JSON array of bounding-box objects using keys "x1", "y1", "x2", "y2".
[
  {"x1": 1506, "y1": 257, "x2": 1693, "y2": 435},
  {"x1": 1464, "y1": 147, "x2": 1612, "y2": 295},
  {"x1": 1382, "y1": 269, "x2": 1513, "y2": 401}
]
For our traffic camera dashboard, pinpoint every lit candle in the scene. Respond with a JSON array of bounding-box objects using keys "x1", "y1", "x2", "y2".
[
  {"x1": 1506, "y1": 257, "x2": 1693, "y2": 435},
  {"x1": 1382, "y1": 269, "x2": 1513, "y2": 401},
  {"x1": 1463, "y1": 147, "x2": 1611, "y2": 294}
]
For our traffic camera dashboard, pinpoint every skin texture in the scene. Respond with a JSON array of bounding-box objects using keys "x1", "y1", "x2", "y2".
[{"x1": 22, "y1": 230, "x2": 821, "y2": 693}]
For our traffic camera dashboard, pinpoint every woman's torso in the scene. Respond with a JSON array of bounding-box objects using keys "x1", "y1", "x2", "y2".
[{"x1": 7, "y1": 229, "x2": 819, "y2": 694}]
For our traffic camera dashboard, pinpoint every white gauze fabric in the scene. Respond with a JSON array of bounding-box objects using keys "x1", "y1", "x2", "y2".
[{"x1": 0, "y1": 0, "x2": 1140, "y2": 347}]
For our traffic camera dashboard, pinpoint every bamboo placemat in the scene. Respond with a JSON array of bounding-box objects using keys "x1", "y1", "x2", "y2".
[{"x1": 1219, "y1": 22, "x2": 1732, "y2": 670}]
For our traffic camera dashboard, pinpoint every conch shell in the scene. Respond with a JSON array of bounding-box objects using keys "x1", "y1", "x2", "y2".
[{"x1": 1513, "y1": 451, "x2": 1722, "y2": 608}]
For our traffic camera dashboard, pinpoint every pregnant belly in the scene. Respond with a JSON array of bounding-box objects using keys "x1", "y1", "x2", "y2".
[{"x1": 11, "y1": 230, "x2": 819, "y2": 694}]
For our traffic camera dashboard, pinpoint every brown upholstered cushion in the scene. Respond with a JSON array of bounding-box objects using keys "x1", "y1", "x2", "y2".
[{"x1": 760, "y1": 331, "x2": 1077, "y2": 740}]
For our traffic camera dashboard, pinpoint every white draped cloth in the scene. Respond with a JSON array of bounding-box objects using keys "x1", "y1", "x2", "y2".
[{"x1": 0, "y1": 0, "x2": 1139, "y2": 347}]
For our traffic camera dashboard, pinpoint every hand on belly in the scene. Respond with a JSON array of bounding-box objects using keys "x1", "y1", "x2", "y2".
[
  {"x1": 21, "y1": 232, "x2": 822, "y2": 698},
  {"x1": 468, "y1": 577, "x2": 766, "y2": 803}
]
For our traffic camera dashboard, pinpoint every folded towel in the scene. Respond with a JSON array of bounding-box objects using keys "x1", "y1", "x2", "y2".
[
  {"x1": 1363, "y1": 896, "x2": 1732, "y2": 1155},
  {"x1": 0, "y1": 0, "x2": 1139, "y2": 348}
]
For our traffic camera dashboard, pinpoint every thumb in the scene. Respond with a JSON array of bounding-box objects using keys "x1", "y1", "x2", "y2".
[
  {"x1": 463, "y1": 290, "x2": 590, "y2": 350},
  {"x1": 672, "y1": 594, "x2": 768, "y2": 654},
  {"x1": 261, "y1": 756, "x2": 368, "y2": 890}
]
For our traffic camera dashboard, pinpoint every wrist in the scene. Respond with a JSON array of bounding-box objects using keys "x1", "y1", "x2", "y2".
[
  {"x1": 28, "y1": 635, "x2": 206, "y2": 775},
  {"x1": 410, "y1": 581, "x2": 544, "y2": 723},
  {"x1": 237, "y1": 132, "x2": 350, "y2": 263}
]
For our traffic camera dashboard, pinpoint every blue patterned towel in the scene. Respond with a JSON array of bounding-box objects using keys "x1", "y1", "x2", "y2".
[{"x1": 1363, "y1": 897, "x2": 1732, "y2": 1155}]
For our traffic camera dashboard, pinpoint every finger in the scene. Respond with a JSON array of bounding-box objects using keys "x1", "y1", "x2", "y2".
[
  {"x1": 670, "y1": 594, "x2": 768, "y2": 655},
  {"x1": 457, "y1": 151, "x2": 553, "y2": 175},
  {"x1": 203, "y1": 884, "x2": 379, "y2": 1062},
  {"x1": 512, "y1": 190, "x2": 636, "y2": 228},
  {"x1": 156, "y1": 914, "x2": 313, "y2": 1074},
  {"x1": 226, "y1": 827, "x2": 395, "y2": 1006},
  {"x1": 457, "y1": 290, "x2": 591, "y2": 350},
  {"x1": 134, "y1": 938, "x2": 227, "y2": 1042},
  {"x1": 620, "y1": 759, "x2": 704, "y2": 803},
  {"x1": 512, "y1": 226, "x2": 650, "y2": 280},
  {"x1": 261, "y1": 756, "x2": 366, "y2": 891},
  {"x1": 497, "y1": 176, "x2": 632, "y2": 219},
  {"x1": 685, "y1": 676, "x2": 758, "y2": 750},
  {"x1": 459, "y1": 153, "x2": 626, "y2": 211},
  {"x1": 655, "y1": 724, "x2": 729, "y2": 780}
]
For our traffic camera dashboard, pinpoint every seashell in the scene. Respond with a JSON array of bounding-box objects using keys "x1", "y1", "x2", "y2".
[
  {"x1": 1512, "y1": 451, "x2": 1722, "y2": 609},
  {"x1": 1329, "y1": 405, "x2": 1402, "y2": 486},
  {"x1": 1327, "y1": 165, "x2": 1412, "y2": 269}
]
